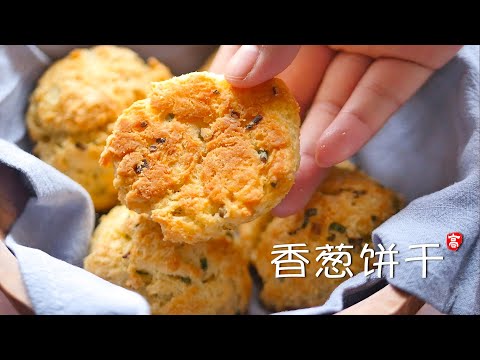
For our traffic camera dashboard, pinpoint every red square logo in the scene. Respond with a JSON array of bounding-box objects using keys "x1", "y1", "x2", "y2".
[{"x1": 446, "y1": 232, "x2": 463, "y2": 251}]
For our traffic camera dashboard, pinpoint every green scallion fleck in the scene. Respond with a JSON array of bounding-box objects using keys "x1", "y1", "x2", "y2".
[
  {"x1": 329, "y1": 222, "x2": 346, "y2": 233},
  {"x1": 180, "y1": 276, "x2": 192, "y2": 285},
  {"x1": 200, "y1": 257, "x2": 208, "y2": 271},
  {"x1": 305, "y1": 208, "x2": 317, "y2": 217},
  {"x1": 245, "y1": 115, "x2": 263, "y2": 130},
  {"x1": 352, "y1": 189, "x2": 367, "y2": 198},
  {"x1": 75, "y1": 142, "x2": 86, "y2": 151}
]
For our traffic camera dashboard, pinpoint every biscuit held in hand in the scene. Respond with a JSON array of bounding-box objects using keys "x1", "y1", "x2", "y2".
[{"x1": 101, "y1": 72, "x2": 300, "y2": 243}]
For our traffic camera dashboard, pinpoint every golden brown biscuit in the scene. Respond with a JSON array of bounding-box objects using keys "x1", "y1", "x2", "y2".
[
  {"x1": 236, "y1": 212, "x2": 273, "y2": 261},
  {"x1": 237, "y1": 161, "x2": 357, "y2": 261},
  {"x1": 335, "y1": 159, "x2": 357, "y2": 171},
  {"x1": 34, "y1": 127, "x2": 117, "y2": 212},
  {"x1": 250, "y1": 167, "x2": 403, "y2": 312},
  {"x1": 84, "y1": 205, "x2": 133, "y2": 286},
  {"x1": 26, "y1": 46, "x2": 172, "y2": 211},
  {"x1": 101, "y1": 71, "x2": 301, "y2": 243},
  {"x1": 84, "y1": 206, "x2": 252, "y2": 315},
  {"x1": 27, "y1": 45, "x2": 172, "y2": 138}
]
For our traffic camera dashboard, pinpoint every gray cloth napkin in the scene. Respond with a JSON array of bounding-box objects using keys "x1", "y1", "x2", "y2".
[{"x1": 0, "y1": 45, "x2": 478, "y2": 315}]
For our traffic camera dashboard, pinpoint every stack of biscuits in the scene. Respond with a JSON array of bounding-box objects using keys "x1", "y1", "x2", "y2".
[{"x1": 27, "y1": 46, "x2": 404, "y2": 314}]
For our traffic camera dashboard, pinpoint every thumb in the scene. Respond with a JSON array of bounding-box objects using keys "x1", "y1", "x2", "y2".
[{"x1": 225, "y1": 45, "x2": 301, "y2": 87}]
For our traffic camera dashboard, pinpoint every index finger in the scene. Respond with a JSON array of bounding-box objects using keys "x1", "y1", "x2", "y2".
[
  {"x1": 209, "y1": 45, "x2": 241, "y2": 73},
  {"x1": 315, "y1": 58, "x2": 433, "y2": 167}
]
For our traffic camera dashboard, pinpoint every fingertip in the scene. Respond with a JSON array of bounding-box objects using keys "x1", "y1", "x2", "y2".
[
  {"x1": 271, "y1": 181, "x2": 319, "y2": 218},
  {"x1": 272, "y1": 178, "x2": 315, "y2": 217},
  {"x1": 272, "y1": 161, "x2": 330, "y2": 218},
  {"x1": 314, "y1": 114, "x2": 372, "y2": 168},
  {"x1": 224, "y1": 45, "x2": 260, "y2": 85},
  {"x1": 272, "y1": 198, "x2": 301, "y2": 218},
  {"x1": 225, "y1": 45, "x2": 301, "y2": 88},
  {"x1": 209, "y1": 45, "x2": 241, "y2": 74}
]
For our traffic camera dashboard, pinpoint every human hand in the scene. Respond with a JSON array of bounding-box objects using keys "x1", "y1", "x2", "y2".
[
  {"x1": 336, "y1": 284, "x2": 425, "y2": 315},
  {"x1": 0, "y1": 166, "x2": 32, "y2": 314},
  {"x1": 210, "y1": 45, "x2": 462, "y2": 217},
  {"x1": 0, "y1": 240, "x2": 33, "y2": 314}
]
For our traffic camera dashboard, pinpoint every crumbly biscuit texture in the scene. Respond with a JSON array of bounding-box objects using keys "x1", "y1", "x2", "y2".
[
  {"x1": 84, "y1": 205, "x2": 133, "y2": 286},
  {"x1": 101, "y1": 72, "x2": 300, "y2": 243},
  {"x1": 33, "y1": 127, "x2": 117, "y2": 211},
  {"x1": 27, "y1": 45, "x2": 172, "y2": 138},
  {"x1": 84, "y1": 206, "x2": 252, "y2": 315},
  {"x1": 237, "y1": 161, "x2": 357, "y2": 261},
  {"x1": 27, "y1": 46, "x2": 172, "y2": 211},
  {"x1": 236, "y1": 212, "x2": 273, "y2": 261},
  {"x1": 251, "y1": 167, "x2": 404, "y2": 312}
]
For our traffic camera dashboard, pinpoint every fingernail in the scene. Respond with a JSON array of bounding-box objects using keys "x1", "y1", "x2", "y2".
[
  {"x1": 225, "y1": 45, "x2": 259, "y2": 80},
  {"x1": 315, "y1": 126, "x2": 362, "y2": 167}
]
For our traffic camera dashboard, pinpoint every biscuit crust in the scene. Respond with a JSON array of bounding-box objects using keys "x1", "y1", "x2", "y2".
[
  {"x1": 26, "y1": 46, "x2": 172, "y2": 211},
  {"x1": 33, "y1": 128, "x2": 117, "y2": 211},
  {"x1": 27, "y1": 45, "x2": 172, "y2": 138},
  {"x1": 237, "y1": 161, "x2": 358, "y2": 262},
  {"x1": 84, "y1": 206, "x2": 252, "y2": 315},
  {"x1": 101, "y1": 72, "x2": 300, "y2": 243}
]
